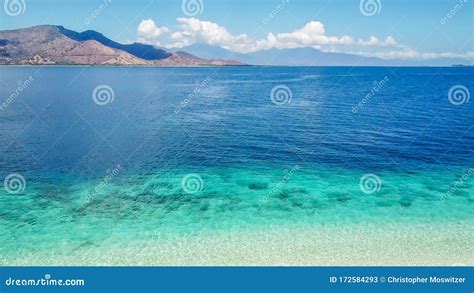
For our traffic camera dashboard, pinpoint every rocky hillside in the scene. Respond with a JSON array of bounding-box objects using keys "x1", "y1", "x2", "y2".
[{"x1": 0, "y1": 25, "x2": 243, "y2": 66}]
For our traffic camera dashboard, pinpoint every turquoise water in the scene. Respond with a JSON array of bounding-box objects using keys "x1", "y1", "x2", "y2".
[{"x1": 0, "y1": 67, "x2": 472, "y2": 264}]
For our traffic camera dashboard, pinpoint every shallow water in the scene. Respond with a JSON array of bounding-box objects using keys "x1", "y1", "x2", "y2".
[{"x1": 0, "y1": 66, "x2": 472, "y2": 264}]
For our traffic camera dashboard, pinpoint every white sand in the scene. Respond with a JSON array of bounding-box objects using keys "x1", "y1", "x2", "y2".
[{"x1": 3, "y1": 222, "x2": 473, "y2": 266}]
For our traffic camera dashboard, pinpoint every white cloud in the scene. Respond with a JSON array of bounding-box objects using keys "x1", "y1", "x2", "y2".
[
  {"x1": 136, "y1": 18, "x2": 400, "y2": 53},
  {"x1": 164, "y1": 19, "x2": 399, "y2": 52},
  {"x1": 137, "y1": 19, "x2": 169, "y2": 45},
  {"x1": 356, "y1": 36, "x2": 397, "y2": 47},
  {"x1": 134, "y1": 18, "x2": 473, "y2": 61},
  {"x1": 168, "y1": 18, "x2": 253, "y2": 50},
  {"x1": 271, "y1": 21, "x2": 355, "y2": 47}
]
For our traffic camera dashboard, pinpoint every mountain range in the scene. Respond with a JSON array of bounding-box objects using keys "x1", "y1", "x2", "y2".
[
  {"x1": 173, "y1": 43, "x2": 473, "y2": 66},
  {"x1": 0, "y1": 25, "x2": 242, "y2": 66},
  {"x1": 0, "y1": 25, "x2": 471, "y2": 66},
  {"x1": 170, "y1": 43, "x2": 387, "y2": 66}
]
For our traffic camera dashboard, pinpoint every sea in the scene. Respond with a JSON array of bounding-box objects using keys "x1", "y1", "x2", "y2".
[{"x1": 0, "y1": 66, "x2": 472, "y2": 265}]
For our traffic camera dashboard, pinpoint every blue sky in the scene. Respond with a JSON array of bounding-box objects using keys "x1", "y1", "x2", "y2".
[{"x1": 1, "y1": 0, "x2": 472, "y2": 59}]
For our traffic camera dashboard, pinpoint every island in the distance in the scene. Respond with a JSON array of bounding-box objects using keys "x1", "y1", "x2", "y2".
[
  {"x1": 2, "y1": 25, "x2": 472, "y2": 67},
  {"x1": 0, "y1": 25, "x2": 244, "y2": 66}
]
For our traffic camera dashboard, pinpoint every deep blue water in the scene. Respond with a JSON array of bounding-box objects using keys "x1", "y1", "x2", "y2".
[{"x1": 0, "y1": 66, "x2": 473, "y2": 177}]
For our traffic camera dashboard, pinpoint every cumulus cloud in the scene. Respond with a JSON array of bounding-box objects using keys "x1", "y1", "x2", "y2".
[
  {"x1": 357, "y1": 36, "x2": 397, "y2": 47},
  {"x1": 137, "y1": 19, "x2": 169, "y2": 45},
  {"x1": 270, "y1": 21, "x2": 354, "y2": 47},
  {"x1": 135, "y1": 18, "x2": 400, "y2": 53},
  {"x1": 168, "y1": 18, "x2": 253, "y2": 50},
  {"x1": 134, "y1": 18, "x2": 473, "y2": 60}
]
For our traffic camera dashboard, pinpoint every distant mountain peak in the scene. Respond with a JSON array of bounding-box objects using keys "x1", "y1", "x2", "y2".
[
  {"x1": 57, "y1": 26, "x2": 171, "y2": 61},
  {"x1": 0, "y1": 25, "x2": 244, "y2": 66}
]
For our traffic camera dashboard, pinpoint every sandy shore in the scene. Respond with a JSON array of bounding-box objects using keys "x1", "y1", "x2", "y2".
[{"x1": 2, "y1": 222, "x2": 472, "y2": 266}]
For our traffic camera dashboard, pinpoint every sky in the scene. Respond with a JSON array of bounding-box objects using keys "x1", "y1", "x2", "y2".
[{"x1": 1, "y1": 0, "x2": 473, "y2": 60}]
